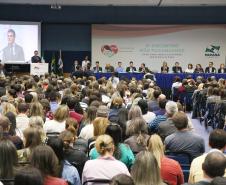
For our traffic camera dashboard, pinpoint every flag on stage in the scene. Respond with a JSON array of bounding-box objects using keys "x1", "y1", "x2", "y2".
[
  {"x1": 41, "y1": 51, "x2": 45, "y2": 63},
  {"x1": 58, "y1": 50, "x2": 63, "y2": 76},
  {"x1": 51, "y1": 52, "x2": 56, "y2": 74}
]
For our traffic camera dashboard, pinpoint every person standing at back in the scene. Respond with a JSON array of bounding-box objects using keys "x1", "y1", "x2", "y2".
[{"x1": 31, "y1": 50, "x2": 41, "y2": 63}]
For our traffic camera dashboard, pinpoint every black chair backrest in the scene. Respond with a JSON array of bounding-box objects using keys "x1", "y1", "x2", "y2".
[
  {"x1": 83, "y1": 179, "x2": 111, "y2": 185},
  {"x1": 0, "y1": 179, "x2": 14, "y2": 185}
]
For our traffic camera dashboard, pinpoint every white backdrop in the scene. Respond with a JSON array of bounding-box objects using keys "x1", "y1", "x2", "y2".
[{"x1": 92, "y1": 25, "x2": 226, "y2": 72}]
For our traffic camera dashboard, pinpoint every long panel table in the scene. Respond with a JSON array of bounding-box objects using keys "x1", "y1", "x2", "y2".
[{"x1": 94, "y1": 72, "x2": 226, "y2": 90}]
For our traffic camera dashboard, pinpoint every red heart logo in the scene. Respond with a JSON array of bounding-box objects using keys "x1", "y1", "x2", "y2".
[{"x1": 101, "y1": 45, "x2": 118, "y2": 57}]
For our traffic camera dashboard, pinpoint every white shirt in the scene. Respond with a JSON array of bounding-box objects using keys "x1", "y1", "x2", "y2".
[
  {"x1": 44, "y1": 119, "x2": 66, "y2": 133},
  {"x1": 16, "y1": 114, "x2": 29, "y2": 131},
  {"x1": 185, "y1": 68, "x2": 194, "y2": 73},
  {"x1": 82, "y1": 60, "x2": 90, "y2": 70},
  {"x1": 79, "y1": 124, "x2": 94, "y2": 140},
  {"x1": 143, "y1": 111, "x2": 156, "y2": 123}
]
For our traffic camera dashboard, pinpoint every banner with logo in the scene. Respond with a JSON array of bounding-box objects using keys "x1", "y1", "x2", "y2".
[{"x1": 92, "y1": 25, "x2": 226, "y2": 72}]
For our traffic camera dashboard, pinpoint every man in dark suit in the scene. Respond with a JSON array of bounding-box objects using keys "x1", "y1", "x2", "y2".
[
  {"x1": 205, "y1": 62, "x2": 216, "y2": 73},
  {"x1": 2, "y1": 29, "x2": 25, "y2": 62},
  {"x1": 31, "y1": 50, "x2": 41, "y2": 63},
  {"x1": 126, "y1": 61, "x2": 136, "y2": 72},
  {"x1": 139, "y1": 63, "x2": 149, "y2": 73},
  {"x1": 93, "y1": 61, "x2": 102, "y2": 73},
  {"x1": 172, "y1": 62, "x2": 183, "y2": 73}
]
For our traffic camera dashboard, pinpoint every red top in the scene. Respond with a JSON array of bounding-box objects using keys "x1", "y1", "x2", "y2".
[
  {"x1": 69, "y1": 110, "x2": 83, "y2": 123},
  {"x1": 44, "y1": 176, "x2": 68, "y2": 185},
  {"x1": 161, "y1": 156, "x2": 184, "y2": 185}
]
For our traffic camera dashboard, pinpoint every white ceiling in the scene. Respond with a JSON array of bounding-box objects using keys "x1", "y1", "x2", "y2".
[{"x1": 0, "y1": 0, "x2": 226, "y2": 6}]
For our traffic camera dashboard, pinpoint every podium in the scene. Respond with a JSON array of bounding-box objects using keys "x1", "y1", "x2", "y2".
[{"x1": 30, "y1": 63, "x2": 49, "y2": 76}]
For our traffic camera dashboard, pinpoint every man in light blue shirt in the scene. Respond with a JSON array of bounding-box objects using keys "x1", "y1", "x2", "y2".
[{"x1": 115, "y1": 61, "x2": 124, "y2": 73}]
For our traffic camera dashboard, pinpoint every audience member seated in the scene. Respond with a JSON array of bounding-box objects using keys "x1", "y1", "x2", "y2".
[
  {"x1": 59, "y1": 130, "x2": 88, "y2": 178},
  {"x1": 0, "y1": 116, "x2": 23, "y2": 149},
  {"x1": 47, "y1": 137, "x2": 81, "y2": 185},
  {"x1": 164, "y1": 112, "x2": 205, "y2": 160},
  {"x1": 149, "y1": 101, "x2": 176, "y2": 134},
  {"x1": 157, "y1": 101, "x2": 178, "y2": 141},
  {"x1": 210, "y1": 177, "x2": 226, "y2": 185},
  {"x1": 66, "y1": 96, "x2": 83, "y2": 124},
  {"x1": 189, "y1": 129, "x2": 226, "y2": 184},
  {"x1": 194, "y1": 64, "x2": 204, "y2": 73},
  {"x1": 0, "y1": 139, "x2": 18, "y2": 181},
  {"x1": 30, "y1": 145, "x2": 68, "y2": 185},
  {"x1": 90, "y1": 124, "x2": 135, "y2": 169},
  {"x1": 161, "y1": 61, "x2": 169, "y2": 73},
  {"x1": 205, "y1": 62, "x2": 216, "y2": 73},
  {"x1": 147, "y1": 134, "x2": 184, "y2": 185},
  {"x1": 138, "y1": 99, "x2": 156, "y2": 123},
  {"x1": 79, "y1": 106, "x2": 97, "y2": 140},
  {"x1": 44, "y1": 105, "x2": 69, "y2": 134},
  {"x1": 14, "y1": 166, "x2": 43, "y2": 185},
  {"x1": 126, "y1": 61, "x2": 136, "y2": 73},
  {"x1": 16, "y1": 102, "x2": 29, "y2": 132},
  {"x1": 172, "y1": 62, "x2": 183, "y2": 73},
  {"x1": 148, "y1": 89, "x2": 162, "y2": 112},
  {"x1": 110, "y1": 174, "x2": 135, "y2": 185},
  {"x1": 153, "y1": 98, "x2": 167, "y2": 116},
  {"x1": 131, "y1": 151, "x2": 167, "y2": 185},
  {"x1": 88, "y1": 117, "x2": 109, "y2": 152},
  {"x1": 184, "y1": 151, "x2": 226, "y2": 185},
  {"x1": 125, "y1": 117, "x2": 149, "y2": 154},
  {"x1": 17, "y1": 127, "x2": 42, "y2": 163},
  {"x1": 93, "y1": 61, "x2": 102, "y2": 73},
  {"x1": 82, "y1": 135, "x2": 130, "y2": 184},
  {"x1": 218, "y1": 63, "x2": 226, "y2": 73}
]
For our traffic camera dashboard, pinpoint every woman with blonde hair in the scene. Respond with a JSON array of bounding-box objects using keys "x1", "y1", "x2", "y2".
[
  {"x1": 29, "y1": 102, "x2": 44, "y2": 118},
  {"x1": 17, "y1": 127, "x2": 42, "y2": 163},
  {"x1": 29, "y1": 116, "x2": 46, "y2": 143},
  {"x1": 147, "y1": 134, "x2": 184, "y2": 185},
  {"x1": 82, "y1": 135, "x2": 130, "y2": 184},
  {"x1": 87, "y1": 117, "x2": 109, "y2": 151},
  {"x1": 1, "y1": 102, "x2": 17, "y2": 116},
  {"x1": 131, "y1": 151, "x2": 165, "y2": 185},
  {"x1": 44, "y1": 105, "x2": 69, "y2": 134}
]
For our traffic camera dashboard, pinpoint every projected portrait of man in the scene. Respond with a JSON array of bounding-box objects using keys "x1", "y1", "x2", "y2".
[{"x1": 2, "y1": 29, "x2": 25, "y2": 62}]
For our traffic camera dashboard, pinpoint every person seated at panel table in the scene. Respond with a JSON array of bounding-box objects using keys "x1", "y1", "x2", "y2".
[
  {"x1": 205, "y1": 61, "x2": 216, "y2": 73},
  {"x1": 126, "y1": 61, "x2": 136, "y2": 72},
  {"x1": 194, "y1": 64, "x2": 204, "y2": 73},
  {"x1": 139, "y1": 63, "x2": 149, "y2": 73},
  {"x1": 105, "y1": 63, "x2": 115, "y2": 72},
  {"x1": 185, "y1": 63, "x2": 194, "y2": 73},
  {"x1": 93, "y1": 61, "x2": 102, "y2": 73},
  {"x1": 218, "y1": 63, "x2": 226, "y2": 73},
  {"x1": 160, "y1": 61, "x2": 169, "y2": 73},
  {"x1": 172, "y1": 62, "x2": 183, "y2": 73},
  {"x1": 115, "y1": 61, "x2": 124, "y2": 73}
]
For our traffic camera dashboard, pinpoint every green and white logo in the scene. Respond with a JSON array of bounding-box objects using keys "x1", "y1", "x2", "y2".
[{"x1": 205, "y1": 45, "x2": 220, "y2": 56}]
